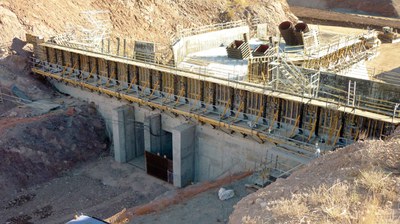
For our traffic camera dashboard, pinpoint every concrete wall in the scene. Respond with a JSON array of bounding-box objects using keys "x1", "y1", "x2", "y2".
[
  {"x1": 320, "y1": 72, "x2": 400, "y2": 103},
  {"x1": 172, "y1": 26, "x2": 250, "y2": 64},
  {"x1": 51, "y1": 81, "x2": 298, "y2": 185}
]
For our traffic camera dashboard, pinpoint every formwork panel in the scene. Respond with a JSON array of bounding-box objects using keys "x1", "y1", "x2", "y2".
[
  {"x1": 246, "y1": 92, "x2": 263, "y2": 116},
  {"x1": 55, "y1": 49, "x2": 63, "y2": 66},
  {"x1": 139, "y1": 67, "x2": 150, "y2": 87},
  {"x1": 216, "y1": 84, "x2": 230, "y2": 107},
  {"x1": 48, "y1": 47, "x2": 57, "y2": 64},
  {"x1": 98, "y1": 58, "x2": 108, "y2": 77},
  {"x1": 71, "y1": 53, "x2": 80, "y2": 68},
  {"x1": 63, "y1": 51, "x2": 72, "y2": 67},
  {"x1": 302, "y1": 105, "x2": 318, "y2": 132},
  {"x1": 187, "y1": 78, "x2": 201, "y2": 100},
  {"x1": 89, "y1": 57, "x2": 98, "y2": 75},
  {"x1": 108, "y1": 61, "x2": 117, "y2": 79},
  {"x1": 80, "y1": 55, "x2": 89, "y2": 72},
  {"x1": 118, "y1": 62, "x2": 128, "y2": 83},
  {"x1": 281, "y1": 100, "x2": 300, "y2": 126},
  {"x1": 203, "y1": 82, "x2": 215, "y2": 105},
  {"x1": 162, "y1": 73, "x2": 174, "y2": 95}
]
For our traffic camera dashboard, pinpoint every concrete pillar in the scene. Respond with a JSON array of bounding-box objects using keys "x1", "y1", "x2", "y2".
[
  {"x1": 172, "y1": 123, "x2": 196, "y2": 188},
  {"x1": 112, "y1": 105, "x2": 136, "y2": 163},
  {"x1": 144, "y1": 113, "x2": 162, "y2": 154}
]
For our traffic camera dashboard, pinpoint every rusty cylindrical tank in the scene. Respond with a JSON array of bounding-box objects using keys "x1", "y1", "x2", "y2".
[
  {"x1": 279, "y1": 21, "x2": 297, "y2": 46},
  {"x1": 294, "y1": 22, "x2": 310, "y2": 45}
]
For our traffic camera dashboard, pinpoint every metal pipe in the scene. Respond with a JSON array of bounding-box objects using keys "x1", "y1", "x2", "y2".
[
  {"x1": 279, "y1": 21, "x2": 297, "y2": 46},
  {"x1": 294, "y1": 22, "x2": 310, "y2": 45}
]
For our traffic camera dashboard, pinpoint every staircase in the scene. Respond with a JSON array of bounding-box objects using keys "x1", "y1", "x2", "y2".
[{"x1": 270, "y1": 58, "x2": 319, "y2": 97}]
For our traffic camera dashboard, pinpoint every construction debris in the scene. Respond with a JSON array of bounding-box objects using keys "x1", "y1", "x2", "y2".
[{"x1": 218, "y1": 188, "x2": 235, "y2": 201}]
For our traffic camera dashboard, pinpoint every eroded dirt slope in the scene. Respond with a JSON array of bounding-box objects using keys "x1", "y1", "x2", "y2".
[{"x1": 0, "y1": 0, "x2": 296, "y2": 46}]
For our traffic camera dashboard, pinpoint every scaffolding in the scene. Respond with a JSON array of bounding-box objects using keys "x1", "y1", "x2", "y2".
[
  {"x1": 51, "y1": 10, "x2": 111, "y2": 52},
  {"x1": 302, "y1": 34, "x2": 372, "y2": 73}
]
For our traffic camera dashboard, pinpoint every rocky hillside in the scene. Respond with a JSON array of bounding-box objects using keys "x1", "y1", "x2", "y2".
[
  {"x1": 0, "y1": 0, "x2": 296, "y2": 46},
  {"x1": 287, "y1": 0, "x2": 400, "y2": 18},
  {"x1": 230, "y1": 129, "x2": 400, "y2": 223}
]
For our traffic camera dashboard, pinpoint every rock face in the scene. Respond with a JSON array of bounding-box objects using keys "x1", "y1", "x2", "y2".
[
  {"x1": 288, "y1": 0, "x2": 400, "y2": 18},
  {"x1": 0, "y1": 0, "x2": 296, "y2": 45}
]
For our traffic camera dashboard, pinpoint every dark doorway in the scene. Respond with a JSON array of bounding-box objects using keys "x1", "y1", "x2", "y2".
[{"x1": 145, "y1": 151, "x2": 173, "y2": 184}]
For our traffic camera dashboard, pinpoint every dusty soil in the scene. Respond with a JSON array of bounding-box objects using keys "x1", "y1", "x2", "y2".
[
  {"x1": 288, "y1": 0, "x2": 400, "y2": 18},
  {"x1": 0, "y1": 157, "x2": 174, "y2": 224}
]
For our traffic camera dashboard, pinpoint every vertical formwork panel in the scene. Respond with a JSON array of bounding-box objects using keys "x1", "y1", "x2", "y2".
[
  {"x1": 129, "y1": 65, "x2": 137, "y2": 84},
  {"x1": 80, "y1": 55, "x2": 90, "y2": 72},
  {"x1": 149, "y1": 70, "x2": 159, "y2": 90},
  {"x1": 281, "y1": 100, "x2": 300, "y2": 126},
  {"x1": 187, "y1": 78, "x2": 201, "y2": 101},
  {"x1": 139, "y1": 67, "x2": 150, "y2": 87},
  {"x1": 162, "y1": 73, "x2": 174, "y2": 95},
  {"x1": 302, "y1": 105, "x2": 318, "y2": 133},
  {"x1": 203, "y1": 82, "x2": 215, "y2": 105},
  {"x1": 108, "y1": 61, "x2": 117, "y2": 79},
  {"x1": 89, "y1": 57, "x2": 98, "y2": 75},
  {"x1": 318, "y1": 109, "x2": 342, "y2": 144},
  {"x1": 71, "y1": 53, "x2": 80, "y2": 68},
  {"x1": 55, "y1": 49, "x2": 63, "y2": 66},
  {"x1": 48, "y1": 48, "x2": 57, "y2": 64},
  {"x1": 118, "y1": 63, "x2": 128, "y2": 83},
  {"x1": 64, "y1": 51, "x2": 72, "y2": 67},
  {"x1": 215, "y1": 84, "x2": 230, "y2": 107},
  {"x1": 174, "y1": 76, "x2": 186, "y2": 98},
  {"x1": 265, "y1": 96, "x2": 278, "y2": 124},
  {"x1": 246, "y1": 92, "x2": 263, "y2": 116},
  {"x1": 98, "y1": 58, "x2": 108, "y2": 77}
]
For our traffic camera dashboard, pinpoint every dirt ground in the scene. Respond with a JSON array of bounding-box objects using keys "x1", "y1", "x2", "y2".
[
  {"x1": 367, "y1": 42, "x2": 400, "y2": 74},
  {"x1": 131, "y1": 177, "x2": 252, "y2": 224},
  {"x1": 0, "y1": 157, "x2": 174, "y2": 224}
]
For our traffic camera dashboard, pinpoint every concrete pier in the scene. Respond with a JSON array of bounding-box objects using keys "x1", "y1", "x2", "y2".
[{"x1": 173, "y1": 123, "x2": 196, "y2": 188}]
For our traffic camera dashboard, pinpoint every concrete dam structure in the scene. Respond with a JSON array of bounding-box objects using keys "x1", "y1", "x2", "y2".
[{"x1": 27, "y1": 20, "x2": 400, "y2": 187}]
